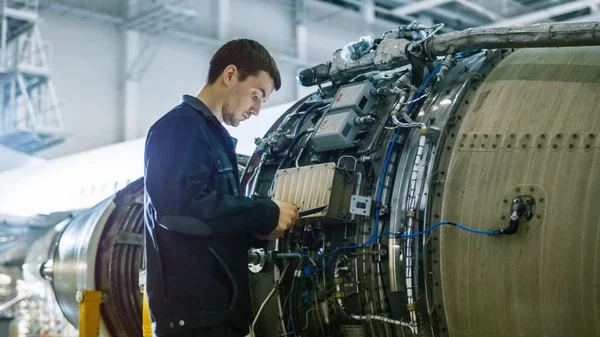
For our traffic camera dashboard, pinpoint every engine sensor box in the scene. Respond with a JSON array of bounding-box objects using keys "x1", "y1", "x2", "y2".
[
  {"x1": 329, "y1": 81, "x2": 375, "y2": 115},
  {"x1": 271, "y1": 162, "x2": 354, "y2": 221},
  {"x1": 311, "y1": 109, "x2": 359, "y2": 152}
]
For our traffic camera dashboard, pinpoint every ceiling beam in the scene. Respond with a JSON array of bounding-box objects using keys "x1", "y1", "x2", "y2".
[
  {"x1": 119, "y1": 4, "x2": 197, "y2": 33},
  {"x1": 334, "y1": 0, "x2": 455, "y2": 31},
  {"x1": 565, "y1": 12, "x2": 600, "y2": 22},
  {"x1": 45, "y1": 3, "x2": 311, "y2": 67},
  {"x1": 308, "y1": 0, "x2": 414, "y2": 26},
  {"x1": 48, "y1": 3, "x2": 123, "y2": 25},
  {"x1": 391, "y1": 0, "x2": 452, "y2": 16},
  {"x1": 500, "y1": 0, "x2": 526, "y2": 16},
  {"x1": 383, "y1": 0, "x2": 483, "y2": 28},
  {"x1": 390, "y1": 0, "x2": 499, "y2": 25},
  {"x1": 455, "y1": 0, "x2": 502, "y2": 21},
  {"x1": 560, "y1": 3, "x2": 600, "y2": 22},
  {"x1": 482, "y1": 0, "x2": 600, "y2": 27}
]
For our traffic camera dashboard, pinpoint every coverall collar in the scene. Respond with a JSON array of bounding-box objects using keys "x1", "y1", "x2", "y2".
[{"x1": 181, "y1": 94, "x2": 238, "y2": 150}]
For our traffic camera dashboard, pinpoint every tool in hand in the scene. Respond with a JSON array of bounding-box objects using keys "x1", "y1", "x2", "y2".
[{"x1": 299, "y1": 205, "x2": 327, "y2": 217}]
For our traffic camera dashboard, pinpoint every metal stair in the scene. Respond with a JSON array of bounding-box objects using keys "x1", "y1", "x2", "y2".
[{"x1": 0, "y1": 0, "x2": 63, "y2": 154}]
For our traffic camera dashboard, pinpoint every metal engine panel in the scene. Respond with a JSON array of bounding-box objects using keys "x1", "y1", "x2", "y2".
[
  {"x1": 437, "y1": 46, "x2": 600, "y2": 337},
  {"x1": 50, "y1": 197, "x2": 115, "y2": 337}
]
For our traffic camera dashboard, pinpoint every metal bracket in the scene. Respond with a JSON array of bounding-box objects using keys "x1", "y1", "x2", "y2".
[
  {"x1": 350, "y1": 195, "x2": 372, "y2": 216},
  {"x1": 513, "y1": 196, "x2": 535, "y2": 221},
  {"x1": 337, "y1": 155, "x2": 358, "y2": 171},
  {"x1": 248, "y1": 248, "x2": 267, "y2": 274},
  {"x1": 77, "y1": 290, "x2": 102, "y2": 337}
]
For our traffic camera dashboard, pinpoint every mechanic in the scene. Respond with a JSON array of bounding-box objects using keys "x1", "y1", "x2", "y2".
[{"x1": 143, "y1": 39, "x2": 300, "y2": 337}]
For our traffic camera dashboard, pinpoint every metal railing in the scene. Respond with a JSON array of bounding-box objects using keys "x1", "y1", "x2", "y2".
[{"x1": 3, "y1": 0, "x2": 39, "y2": 13}]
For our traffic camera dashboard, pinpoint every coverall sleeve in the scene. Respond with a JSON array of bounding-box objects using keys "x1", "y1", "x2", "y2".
[{"x1": 144, "y1": 114, "x2": 279, "y2": 237}]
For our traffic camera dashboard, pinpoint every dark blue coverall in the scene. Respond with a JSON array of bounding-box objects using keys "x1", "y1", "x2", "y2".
[{"x1": 143, "y1": 95, "x2": 279, "y2": 337}]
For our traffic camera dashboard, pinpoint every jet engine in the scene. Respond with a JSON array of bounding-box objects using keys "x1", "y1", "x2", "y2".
[
  {"x1": 26, "y1": 179, "x2": 145, "y2": 337},
  {"x1": 25, "y1": 21, "x2": 600, "y2": 337},
  {"x1": 243, "y1": 23, "x2": 600, "y2": 337}
]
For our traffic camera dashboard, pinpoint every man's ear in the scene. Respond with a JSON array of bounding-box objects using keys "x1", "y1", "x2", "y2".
[{"x1": 221, "y1": 65, "x2": 238, "y2": 86}]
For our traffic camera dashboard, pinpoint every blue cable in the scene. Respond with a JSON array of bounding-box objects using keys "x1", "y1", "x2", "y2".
[
  {"x1": 303, "y1": 288, "x2": 312, "y2": 304},
  {"x1": 371, "y1": 64, "x2": 441, "y2": 241},
  {"x1": 309, "y1": 222, "x2": 498, "y2": 273},
  {"x1": 455, "y1": 49, "x2": 481, "y2": 58},
  {"x1": 455, "y1": 223, "x2": 500, "y2": 235},
  {"x1": 306, "y1": 65, "x2": 444, "y2": 274},
  {"x1": 311, "y1": 230, "x2": 420, "y2": 272},
  {"x1": 397, "y1": 221, "x2": 499, "y2": 237},
  {"x1": 307, "y1": 60, "x2": 487, "y2": 274}
]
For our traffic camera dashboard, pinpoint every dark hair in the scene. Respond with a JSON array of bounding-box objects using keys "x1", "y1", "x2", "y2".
[{"x1": 207, "y1": 39, "x2": 281, "y2": 91}]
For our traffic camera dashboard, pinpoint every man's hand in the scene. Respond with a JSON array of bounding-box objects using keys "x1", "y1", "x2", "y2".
[
  {"x1": 274, "y1": 200, "x2": 300, "y2": 235},
  {"x1": 259, "y1": 201, "x2": 299, "y2": 239},
  {"x1": 253, "y1": 201, "x2": 299, "y2": 240}
]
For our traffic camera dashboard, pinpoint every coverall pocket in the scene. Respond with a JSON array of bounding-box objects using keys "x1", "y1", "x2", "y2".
[{"x1": 213, "y1": 150, "x2": 237, "y2": 195}]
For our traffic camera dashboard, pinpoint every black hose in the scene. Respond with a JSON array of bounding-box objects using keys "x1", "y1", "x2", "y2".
[
  {"x1": 241, "y1": 93, "x2": 313, "y2": 192},
  {"x1": 294, "y1": 102, "x2": 327, "y2": 136},
  {"x1": 279, "y1": 129, "x2": 313, "y2": 169},
  {"x1": 501, "y1": 218, "x2": 519, "y2": 235}
]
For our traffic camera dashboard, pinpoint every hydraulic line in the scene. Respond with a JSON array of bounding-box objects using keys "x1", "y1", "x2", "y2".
[
  {"x1": 297, "y1": 22, "x2": 600, "y2": 86},
  {"x1": 268, "y1": 128, "x2": 314, "y2": 197},
  {"x1": 0, "y1": 295, "x2": 26, "y2": 311},
  {"x1": 293, "y1": 102, "x2": 327, "y2": 136},
  {"x1": 247, "y1": 152, "x2": 267, "y2": 198},
  {"x1": 334, "y1": 257, "x2": 415, "y2": 334},
  {"x1": 251, "y1": 263, "x2": 290, "y2": 337}
]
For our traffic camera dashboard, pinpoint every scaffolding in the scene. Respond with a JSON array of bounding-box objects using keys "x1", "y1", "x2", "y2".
[{"x1": 0, "y1": 0, "x2": 63, "y2": 154}]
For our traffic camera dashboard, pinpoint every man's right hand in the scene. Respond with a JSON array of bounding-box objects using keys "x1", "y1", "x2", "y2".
[{"x1": 272, "y1": 200, "x2": 300, "y2": 238}]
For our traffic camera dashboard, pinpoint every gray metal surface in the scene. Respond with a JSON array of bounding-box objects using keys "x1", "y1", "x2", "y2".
[
  {"x1": 350, "y1": 195, "x2": 372, "y2": 216},
  {"x1": 23, "y1": 220, "x2": 67, "y2": 284},
  {"x1": 438, "y1": 46, "x2": 600, "y2": 336},
  {"x1": 330, "y1": 81, "x2": 376, "y2": 115},
  {"x1": 22, "y1": 220, "x2": 74, "y2": 337},
  {"x1": 312, "y1": 109, "x2": 360, "y2": 152},
  {"x1": 50, "y1": 196, "x2": 114, "y2": 336}
]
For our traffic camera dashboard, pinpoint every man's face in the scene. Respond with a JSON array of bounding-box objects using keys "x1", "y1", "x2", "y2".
[{"x1": 222, "y1": 70, "x2": 275, "y2": 127}]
